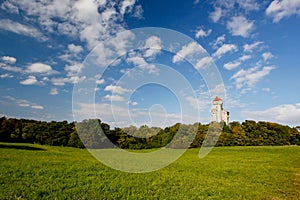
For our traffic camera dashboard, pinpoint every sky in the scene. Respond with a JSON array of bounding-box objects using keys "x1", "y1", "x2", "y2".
[{"x1": 0, "y1": 0, "x2": 300, "y2": 128}]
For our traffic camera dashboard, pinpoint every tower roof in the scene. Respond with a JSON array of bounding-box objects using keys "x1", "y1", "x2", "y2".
[{"x1": 213, "y1": 96, "x2": 222, "y2": 101}]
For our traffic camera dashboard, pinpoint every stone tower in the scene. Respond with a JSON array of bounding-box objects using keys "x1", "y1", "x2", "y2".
[{"x1": 211, "y1": 96, "x2": 229, "y2": 125}]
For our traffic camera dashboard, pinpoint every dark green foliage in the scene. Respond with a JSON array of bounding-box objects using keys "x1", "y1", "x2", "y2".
[{"x1": 0, "y1": 116, "x2": 300, "y2": 149}]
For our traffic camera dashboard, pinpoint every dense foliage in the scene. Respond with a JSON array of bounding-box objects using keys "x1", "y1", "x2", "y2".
[{"x1": 0, "y1": 116, "x2": 299, "y2": 148}]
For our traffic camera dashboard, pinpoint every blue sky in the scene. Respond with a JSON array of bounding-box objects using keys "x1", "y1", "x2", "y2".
[{"x1": 0, "y1": 0, "x2": 300, "y2": 127}]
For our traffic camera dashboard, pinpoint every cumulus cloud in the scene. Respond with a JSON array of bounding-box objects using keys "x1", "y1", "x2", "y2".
[
  {"x1": 1, "y1": 56, "x2": 16, "y2": 64},
  {"x1": 1, "y1": 1, "x2": 19, "y2": 14},
  {"x1": 64, "y1": 63, "x2": 82, "y2": 77},
  {"x1": 3, "y1": 96, "x2": 44, "y2": 110},
  {"x1": 241, "y1": 103, "x2": 300, "y2": 126},
  {"x1": 213, "y1": 43, "x2": 238, "y2": 59},
  {"x1": 0, "y1": 63, "x2": 22, "y2": 73},
  {"x1": 1, "y1": 0, "x2": 141, "y2": 50},
  {"x1": 195, "y1": 56, "x2": 214, "y2": 69},
  {"x1": 227, "y1": 16, "x2": 254, "y2": 37},
  {"x1": 195, "y1": 27, "x2": 212, "y2": 38},
  {"x1": 266, "y1": 0, "x2": 300, "y2": 22},
  {"x1": 132, "y1": 5, "x2": 143, "y2": 19},
  {"x1": 26, "y1": 63, "x2": 58, "y2": 75},
  {"x1": 50, "y1": 88, "x2": 58, "y2": 95},
  {"x1": 262, "y1": 52, "x2": 274, "y2": 61},
  {"x1": 239, "y1": 54, "x2": 252, "y2": 61},
  {"x1": 104, "y1": 85, "x2": 130, "y2": 94},
  {"x1": 126, "y1": 54, "x2": 159, "y2": 75},
  {"x1": 231, "y1": 66, "x2": 275, "y2": 90},
  {"x1": 185, "y1": 96, "x2": 210, "y2": 110},
  {"x1": 0, "y1": 73, "x2": 13, "y2": 79},
  {"x1": 68, "y1": 44, "x2": 84, "y2": 54},
  {"x1": 143, "y1": 36, "x2": 162, "y2": 58},
  {"x1": 96, "y1": 79, "x2": 105, "y2": 85},
  {"x1": 31, "y1": 105, "x2": 44, "y2": 110},
  {"x1": 20, "y1": 76, "x2": 38, "y2": 85},
  {"x1": 224, "y1": 61, "x2": 241, "y2": 70},
  {"x1": 51, "y1": 76, "x2": 86, "y2": 86},
  {"x1": 104, "y1": 94, "x2": 125, "y2": 102},
  {"x1": 236, "y1": 0, "x2": 260, "y2": 11},
  {"x1": 129, "y1": 101, "x2": 138, "y2": 106},
  {"x1": 211, "y1": 34, "x2": 226, "y2": 49},
  {"x1": 210, "y1": 7, "x2": 223, "y2": 23},
  {"x1": 210, "y1": 0, "x2": 260, "y2": 24},
  {"x1": 0, "y1": 19, "x2": 46, "y2": 41},
  {"x1": 243, "y1": 41, "x2": 263, "y2": 52},
  {"x1": 172, "y1": 42, "x2": 206, "y2": 63}
]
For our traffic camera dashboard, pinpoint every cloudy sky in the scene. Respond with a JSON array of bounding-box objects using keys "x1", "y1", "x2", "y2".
[{"x1": 0, "y1": 0, "x2": 300, "y2": 127}]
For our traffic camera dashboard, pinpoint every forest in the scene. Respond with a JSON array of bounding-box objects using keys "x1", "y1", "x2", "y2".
[{"x1": 0, "y1": 116, "x2": 299, "y2": 149}]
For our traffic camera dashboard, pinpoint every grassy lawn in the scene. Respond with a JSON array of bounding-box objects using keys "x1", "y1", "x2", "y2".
[{"x1": 0, "y1": 142, "x2": 299, "y2": 199}]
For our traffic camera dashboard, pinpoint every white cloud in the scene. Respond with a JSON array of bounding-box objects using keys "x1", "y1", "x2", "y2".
[
  {"x1": 231, "y1": 66, "x2": 275, "y2": 90},
  {"x1": 195, "y1": 56, "x2": 214, "y2": 69},
  {"x1": 20, "y1": 76, "x2": 38, "y2": 85},
  {"x1": 266, "y1": 0, "x2": 300, "y2": 22},
  {"x1": 262, "y1": 52, "x2": 274, "y2": 61},
  {"x1": 210, "y1": 7, "x2": 223, "y2": 23},
  {"x1": 224, "y1": 61, "x2": 241, "y2": 70},
  {"x1": 210, "y1": 0, "x2": 260, "y2": 23},
  {"x1": 51, "y1": 76, "x2": 86, "y2": 86},
  {"x1": 31, "y1": 105, "x2": 44, "y2": 110},
  {"x1": 104, "y1": 85, "x2": 130, "y2": 94},
  {"x1": 132, "y1": 5, "x2": 144, "y2": 19},
  {"x1": 211, "y1": 34, "x2": 226, "y2": 49},
  {"x1": 68, "y1": 44, "x2": 84, "y2": 54},
  {"x1": 239, "y1": 54, "x2": 251, "y2": 61},
  {"x1": 60, "y1": 44, "x2": 84, "y2": 64},
  {"x1": 126, "y1": 54, "x2": 159, "y2": 75},
  {"x1": 1, "y1": 1, "x2": 19, "y2": 14},
  {"x1": 0, "y1": 63, "x2": 22, "y2": 73},
  {"x1": 227, "y1": 16, "x2": 254, "y2": 37},
  {"x1": 243, "y1": 41, "x2": 263, "y2": 52},
  {"x1": 96, "y1": 79, "x2": 105, "y2": 85},
  {"x1": 0, "y1": 19, "x2": 46, "y2": 41},
  {"x1": 8, "y1": 0, "x2": 141, "y2": 50},
  {"x1": 26, "y1": 62, "x2": 58, "y2": 75},
  {"x1": 241, "y1": 103, "x2": 300, "y2": 126},
  {"x1": 1, "y1": 56, "x2": 16, "y2": 64},
  {"x1": 50, "y1": 88, "x2": 58, "y2": 95},
  {"x1": 64, "y1": 63, "x2": 82, "y2": 77},
  {"x1": 3, "y1": 95, "x2": 44, "y2": 110},
  {"x1": 104, "y1": 94, "x2": 125, "y2": 102},
  {"x1": 185, "y1": 96, "x2": 210, "y2": 110},
  {"x1": 0, "y1": 73, "x2": 13, "y2": 79},
  {"x1": 213, "y1": 43, "x2": 238, "y2": 59},
  {"x1": 143, "y1": 36, "x2": 162, "y2": 58},
  {"x1": 195, "y1": 27, "x2": 212, "y2": 38},
  {"x1": 120, "y1": 0, "x2": 136, "y2": 15},
  {"x1": 172, "y1": 42, "x2": 206, "y2": 63},
  {"x1": 129, "y1": 101, "x2": 138, "y2": 106},
  {"x1": 236, "y1": 0, "x2": 260, "y2": 11}
]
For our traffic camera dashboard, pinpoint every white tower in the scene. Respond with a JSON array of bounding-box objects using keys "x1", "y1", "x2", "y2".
[{"x1": 211, "y1": 96, "x2": 229, "y2": 125}]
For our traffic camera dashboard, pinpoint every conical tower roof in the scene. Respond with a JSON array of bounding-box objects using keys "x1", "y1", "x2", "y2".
[{"x1": 213, "y1": 96, "x2": 222, "y2": 101}]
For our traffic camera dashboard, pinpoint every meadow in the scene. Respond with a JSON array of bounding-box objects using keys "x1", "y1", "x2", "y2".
[{"x1": 0, "y1": 142, "x2": 299, "y2": 199}]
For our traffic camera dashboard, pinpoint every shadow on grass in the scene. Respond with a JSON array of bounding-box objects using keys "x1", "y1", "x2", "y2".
[{"x1": 0, "y1": 143, "x2": 46, "y2": 151}]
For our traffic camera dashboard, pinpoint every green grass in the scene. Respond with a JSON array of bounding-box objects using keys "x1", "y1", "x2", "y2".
[{"x1": 0, "y1": 143, "x2": 299, "y2": 199}]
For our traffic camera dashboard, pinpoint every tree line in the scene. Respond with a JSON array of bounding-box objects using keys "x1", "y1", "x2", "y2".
[{"x1": 0, "y1": 116, "x2": 299, "y2": 149}]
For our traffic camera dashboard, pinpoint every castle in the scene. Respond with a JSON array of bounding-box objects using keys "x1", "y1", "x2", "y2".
[{"x1": 211, "y1": 96, "x2": 229, "y2": 125}]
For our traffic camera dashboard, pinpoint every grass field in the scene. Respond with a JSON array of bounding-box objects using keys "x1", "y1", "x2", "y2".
[{"x1": 0, "y1": 142, "x2": 299, "y2": 199}]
